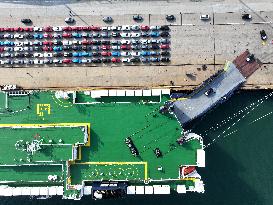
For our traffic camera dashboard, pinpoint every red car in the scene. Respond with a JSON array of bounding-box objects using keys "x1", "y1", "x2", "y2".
[
  {"x1": 62, "y1": 26, "x2": 72, "y2": 31},
  {"x1": 91, "y1": 26, "x2": 101, "y2": 31},
  {"x1": 0, "y1": 47, "x2": 4, "y2": 52},
  {"x1": 24, "y1": 27, "x2": 33, "y2": 32},
  {"x1": 14, "y1": 27, "x2": 24, "y2": 32},
  {"x1": 43, "y1": 41, "x2": 53, "y2": 46},
  {"x1": 62, "y1": 33, "x2": 72, "y2": 38},
  {"x1": 140, "y1": 25, "x2": 150, "y2": 31},
  {"x1": 101, "y1": 45, "x2": 111, "y2": 50},
  {"x1": 63, "y1": 59, "x2": 72, "y2": 64},
  {"x1": 101, "y1": 51, "x2": 111, "y2": 56},
  {"x1": 44, "y1": 26, "x2": 53, "y2": 32},
  {"x1": 82, "y1": 40, "x2": 91, "y2": 45},
  {"x1": 160, "y1": 44, "x2": 170, "y2": 49},
  {"x1": 82, "y1": 27, "x2": 91, "y2": 31},
  {"x1": 43, "y1": 33, "x2": 53, "y2": 38},
  {"x1": 42, "y1": 46, "x2": 53, "y2": 51},
  {"x1": 111, "y1": 58, "x2": 121, "y2": 63},
  {"x1": 71, "y1": 26, "x2": 81, "y2": 31},
  {"x1": 121, "y1": 45, "x2": 131, "y2": 50},
  {"x1": 4, "y1": 28, "x2": 14, "y2": 32},
  {"x1": 0, "y1": 28, "x2": 4, "y2": 32}
]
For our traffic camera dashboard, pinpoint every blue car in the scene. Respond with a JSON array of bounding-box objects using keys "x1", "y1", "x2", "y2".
[
  {"x1": 0, "y1": 42, "x2": 4, "y2": 46},
  {"x1": 72, "y1": 33, "x2": 82, "y2": 38},
  {"x1": 53, "y1": 46, "x2": 63, "y2": 51},
  {"x1": 4, "y1": 41, "x2": 14, "y2": 46},
  {"x1": 141, "y1": 51, "x2": 150, "y2": 56},
  {"x1": 81, "y1": 52, "x2": 90, "y2": 57},
  {"x1": 151, "y1": 32, "x2": 160, "y2": 37},
  {"x1": 33, "y1": 34, "x2": 43, "y2": 39},
  {"x1": 112, "y1": 51, "x2": 121, "y2": 57},
  {"x1": 72, "y1": 58, "x2": 82, "y2": 63},
  {"x1": 141, "y1": 58, "x2": 150, "y2": 63},
  {"x1": 73, "y1": 52, "x2": 82, "y2": 57}
]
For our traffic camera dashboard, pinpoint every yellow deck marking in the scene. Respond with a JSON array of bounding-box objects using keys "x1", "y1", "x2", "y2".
[{"x1": 36, "y1": 104, "x2": 51, "y2": 117}]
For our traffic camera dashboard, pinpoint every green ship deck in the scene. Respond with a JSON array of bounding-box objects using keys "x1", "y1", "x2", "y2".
[{"x1": 0, "y1": 90, "x2": 204, "y2": 199}]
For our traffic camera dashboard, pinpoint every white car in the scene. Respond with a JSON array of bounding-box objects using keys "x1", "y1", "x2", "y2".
[
  {"x1": 131, "y1": 25, "x2": 140, "y2": 31},
  {"x1": 14, "y1": 47, "x2": 24, "y2": 52},
  {"x1": 141, "y1": 39, "x2": 150, "y2": 44},
  {"x1": 101, "y1": 27, "x2": 108, "y2": 31},
  {"x1": 131, "y1": 33, "x2": 141, "y2": 38},
  {"x1": 200, "y1": 14, "x2": 210, "y2": 20},
  {"x1": 122, "y1": 58, "x2": 131, "y2": 63},
  {"x1": 53, "y1": 26, "x2": 63, "y2": 32},
  {"x1": 14, "y1": 42, "x2": 24, "y2": 46},
  {"x1": 14, "y1": 34, "x2": 24, "y2": 39},
  {"x1": 24, "y1": 41, "x2": 32, "y2": 46},
  {"x1": 121, "y1": 25, "x2": 130, "y2": 31},
  {"x1": 34, "y1": 59, "x2": 44, "y2": 64},
  {"x1": 53, "y1": 33, "x2": 62, "y2": 38},
  {"x1": 111, "y1": 26, "x2": 121, "y2": 31},
  {"x1": 0, "y1": 60, "x2": 4, "y2": 65},
  {"x1": 44, "y1": 53, "x2": 53, "y2": 57},
  {"x1": 121, "y1": 33, "x2": 131, "y2": 38},
  {"x1": 63, "y1": 41, "x2": 73, "y2": 45},
  {"x1": 131, "y1": 51, "x2": 141, "y2": 56},
  {"x1": 4, "y1": 47, "x2": 13, "y2": 51},
  {"x1": 150, "y1": 26, "x2": 160, "y2": 30},
  {"x1": 33, "y1": 27, "x2": 43, "y2": 32},
  {"x1": 121, "y1": 40, "x2": 130, "y2": 44},
  {"x1": 4, "y1": 34, "x2": 13, "y2": 38},
  {"x1": 72, "y1": 40, "x2": 82, "y2": 45},
  {"x1": 112, "y1": 45, "x2": 121, "y2": 50},
  {"x1": 82, "y1": 59, "x2": 92, "y2": 63},
  {"x1": 33, "y1": 53, "x2": 43, "y2": 58},
  {"x1": 23, "y1": 47, "x2": 33, "y2": 51},
  {"x1": 121, "y1": 52, "x2": 131, "y2": 57},
  {"x1": 53, "y1": 59, "x2": 63, "y2": 64},
  {"x1": 150, "y1": 39, "x2": 160, "y2": 44}
]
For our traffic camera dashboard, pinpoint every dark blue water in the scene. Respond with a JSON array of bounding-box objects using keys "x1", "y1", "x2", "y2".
[{"x1": 1, "y1": 90, "x2": 273, "y2": 205}]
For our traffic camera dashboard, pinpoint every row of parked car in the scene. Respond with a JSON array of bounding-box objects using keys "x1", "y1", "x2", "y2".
[
  {"x1": 0, "y1": 25, "x2": 170, "y2": 33},
  {"x1": 0, "y1": 31, "x2": 170, "y2": 40},
  {"x1": 0, "y1": 50, "x2": 170, "y2": 58},
  {"x1": 0, "y1": 57, "x2": 170, "y2": 65}
]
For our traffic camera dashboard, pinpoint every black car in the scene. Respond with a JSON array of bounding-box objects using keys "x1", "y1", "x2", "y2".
[
  {"x1": 102, "y1": 40, "x2": 111, "y2": 45},
  {"x1": 161, "y1": 51, "x2": 170, "y2": 56},
  {"x1": 53, "y1": 40, "x2": 63, "y2": 45},
  {"x1": 154, "y1": 148, "x2": 162, "y2": 158},
  {"x1": 14, "y1": 53, "x2": 25, "y2": 58},
  {"x1": 160, "y1": 32, "x2": 170, "y2": 37},
  {"x1": 111, "y1": 40, "x2": 120, "y2": 45},
  {"x1": 24, "y1": 53, "x2": 33, "y2": 57},
  {"x1": 161, "y1": 57, "x2": 170, "y2": 62},
  {"x1": 92, "y1": 52, "x2": 101, "y2": 56},
  {"x1": 160, "y1": 25, "x2": 170, "y2": 31},
  {"x1": 141, "y1": 32, "x2": 150, "y2": 37},
  {"x1": 0, "y1": 34, "x2": 4, "y2": 39},
  {"x1": 33, "y1": 47, "x2": 43, "y2": 51},
  {"x1": 93, "y1": 40, "x2": 101, "y2": 45},
  {"x1": 260, "y1": 30, "x2": 267, "y2": 40},
  {"x1": 141, "y1": 45, "x2": 149, "y2": 50},
  {"x1": 166, "y1": 15, "x2": 175, "y2": 21},
  {"x1": 93, "y1": 33, "x2": 101, "y2": 38},
  {"x1": 151, "y1": 45, "x2": 160, "y2": 49},
  {"x1": 72, "y1": 46, "x2": 82, "y2": 50},
  {"x1": 92, "y1": 59, "x2": 102, "y2": 63},
  {"x1": 242, "y1": 14, "x2": 252, "y2": 20},
  {"x1": 24, "y1": 33, "x2": 34, "y2": 39},
  {"x1": 102, "y1": 58, "x2": 111, "y2": 63},
  {"x1": 132, "y1": 45, "x2": 141, "y2": 50},
  {"x1": 21, "y1": 19, "x2": 32, "y2": 24},
  {"x1": 133, "y1": 14, "x2": 143, "y2": 21},
  {"x1": 205, "y1": 88, "x2": 214, "y2": 96},
  {"x1": 53, "y1": 52, "x2": 63, "y2": 57},
  {"x1": 131, "y1": 58, "x2": 141, "y2": 63},
  {"x1": 246, "y1": 54, "x2": 255, "y2": 62},
  {"x1": 63, "y1": 46, "x2": 72, "y2": 50}
]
